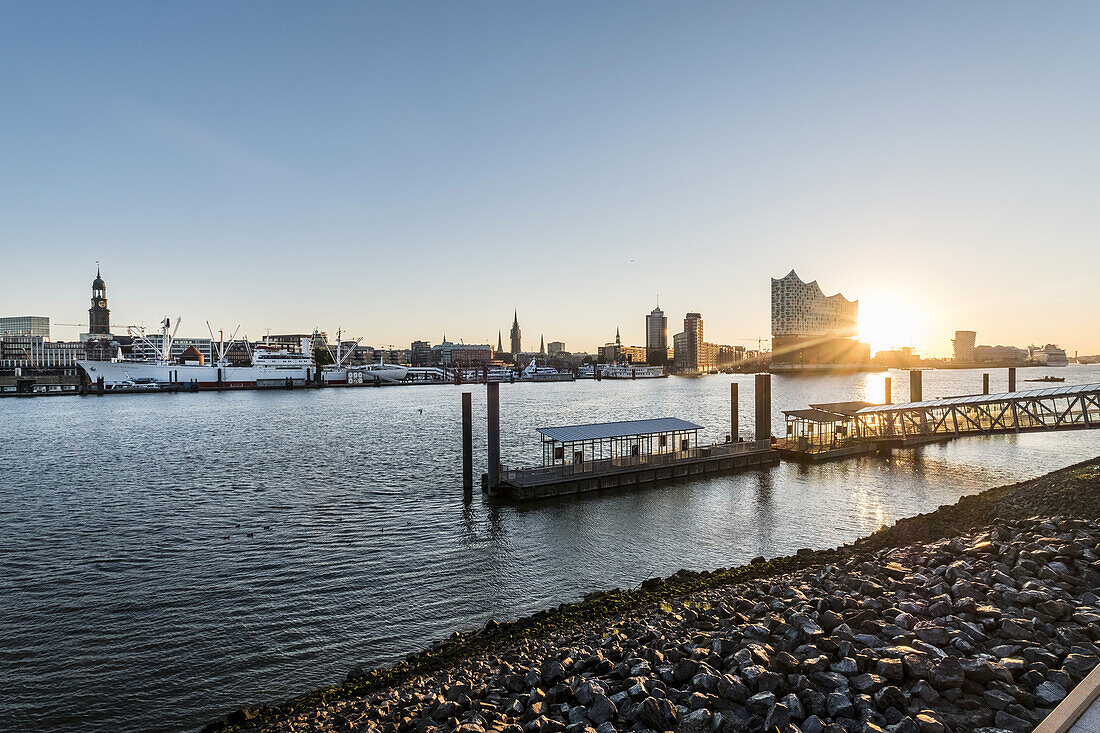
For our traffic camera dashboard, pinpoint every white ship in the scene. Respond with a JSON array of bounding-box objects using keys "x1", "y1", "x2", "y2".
[
  {"x1": 318, "y1": 331, "x2": 409, "y2": 385},
  {"x1": 520, "y1": 360, "x2": 573, "y2": 382},
  {"x1": 598, "y1": 364, "x2": 666, "y2": 379},
  {"x1": 78, "y1": 318, "x2": 315, "y2": 390},
  {"x1": 1029, "y1": 344, "x2": 1069, "y2": 367}
]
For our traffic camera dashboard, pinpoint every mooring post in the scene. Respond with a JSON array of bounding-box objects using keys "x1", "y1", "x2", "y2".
[
  {"x1": 1008, "y1": 367, "x2": 1017, "y2": 393},
  {"x1": 730, "y1": 382, "x2": 739, "y2": 441},
  {"x1": 461, "y1": 392, "x2": 473, "y2": 492},
  {"x1": 910, "y1": 370, "x2": 922, "y2": 402},
  {"x1": 754, "y1": 373, "x2": 771, "y2": 442},
  {"x1": 885, "y1": 376, "x2": 892, "y2": 405},
  {"x1": 97, "y1": 376, "x2": 104, "y2": 395},
  {"x1": 486, "y1": 382, "x2": 500, "y2": 491},
  {"x1": 983, "y1": 373, "x2": 990, "y2": 395}
]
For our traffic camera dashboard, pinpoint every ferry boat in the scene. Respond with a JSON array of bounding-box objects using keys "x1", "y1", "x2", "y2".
[
  {"x1": 520, "y1": 360, "x2": 573, "y2": 382},
  {"x1": 77, "y1": 319, "x2": 315, "y2": 390},
  {"x1": 598, "y1": 364, "x2": 666, "y2": 379}
]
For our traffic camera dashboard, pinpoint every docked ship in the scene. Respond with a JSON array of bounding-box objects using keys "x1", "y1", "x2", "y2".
[
  {"x1": 77, "y1": 319, "x2": 315, "y2": 390},
  {"x1": 598, "y1": 364, "x2": 666, "y2": 379},
  {"x1": 520, "y1": 360, "x2": 573, "y2": 382},
  {"x1": 1029, "y1": 344, "x2": 1069, "y2": 367}
]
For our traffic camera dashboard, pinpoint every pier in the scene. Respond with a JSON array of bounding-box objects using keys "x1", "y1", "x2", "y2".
[
  {"x1": 855, "y1": 381, "x2": 1100, "y2": 444},
  {"x1": 488, "y1": 375, "x2": 779, "y2": 500}
]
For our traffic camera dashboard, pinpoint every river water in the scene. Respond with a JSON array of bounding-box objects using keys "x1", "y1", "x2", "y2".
[{"x1": 2, "y1": 366, "x2": 1099, "y2": 732}]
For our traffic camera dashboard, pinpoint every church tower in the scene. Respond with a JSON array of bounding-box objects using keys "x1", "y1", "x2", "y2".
[
  {"x1": 509, "y1": 311, "x2": 521, "y2": 355},
  {"x1": 89, "y1": 265, "x2": 111, "y2": 336},
  {"x1": 496, "y1": 330, "x2": 503, "y2": 354}
]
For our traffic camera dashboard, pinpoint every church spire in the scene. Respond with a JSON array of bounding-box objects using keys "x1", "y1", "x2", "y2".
[
  {"x1": 540, "y1": 334, "x2": 545, "y2": 354},
  {"x1": 616, "y1": 326, "x2": 621, "y2": 346},
  {"x1": 497, "y1": 330, "x2": 503, "y2": 353}
]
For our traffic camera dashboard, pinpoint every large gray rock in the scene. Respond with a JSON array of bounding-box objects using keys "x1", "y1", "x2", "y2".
[
  {"x1": 634, "y1": 696, "x2": 677, "y2": 731},
  {"x1": 586, "y1": 693, "x2": 617, "y2": 725}
]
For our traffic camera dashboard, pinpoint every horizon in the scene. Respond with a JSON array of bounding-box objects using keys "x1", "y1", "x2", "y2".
[{"x1": 3, "y1": 2, "x2": 1099, "y2": 355}]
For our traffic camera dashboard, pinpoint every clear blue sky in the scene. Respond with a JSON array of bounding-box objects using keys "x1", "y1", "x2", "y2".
[{"x1": 2, "y1": 2, "x2": 1098, "y2": 355}]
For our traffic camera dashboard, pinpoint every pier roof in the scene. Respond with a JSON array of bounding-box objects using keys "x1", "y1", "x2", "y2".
[
  {"x1": 783, "y1": 409, "x2": 851, "y2": 424},
  {"x1": 537, "y1": 417, "x2": 703, "y2": 443},
  {"x1": 809, "y1": 401, "x2": 876, "y2": 417},
  {"x1": 856, "y1": 382, "x2": 1100, "y2": 414}
]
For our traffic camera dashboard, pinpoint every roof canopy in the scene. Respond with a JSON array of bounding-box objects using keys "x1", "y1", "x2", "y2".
[
  {"x1": 537, "y1": 417, "x2": 703, "y2": 443},
  {"x1": 809, "y1": 401, "x2": 876, "y2": 417},
  {"x1": 856, "y1": 382, "x2": 1100, "y2": 415},
  {"x1": 783, "y1": 409, "x2": 850, "y2": 423}
]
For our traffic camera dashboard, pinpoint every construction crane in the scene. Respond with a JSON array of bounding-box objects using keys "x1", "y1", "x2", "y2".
[{"x1": 734, "y1": 337, "x2": 769, "y2": 352}]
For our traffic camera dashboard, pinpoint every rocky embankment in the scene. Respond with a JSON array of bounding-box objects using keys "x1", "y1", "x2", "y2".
[{"x1": 208, "y1": 459, "x2": 1100, "y2": 733}]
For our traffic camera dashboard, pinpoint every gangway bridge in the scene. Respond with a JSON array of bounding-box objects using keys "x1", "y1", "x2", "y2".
[{"x1": 853, "y1": 382, "x2": 1100, "y2": 444}]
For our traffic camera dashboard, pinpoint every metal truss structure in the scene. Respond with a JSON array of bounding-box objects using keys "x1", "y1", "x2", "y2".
[{"x1": 854, "y1": 383, "x2": 1100, "y2": 441}]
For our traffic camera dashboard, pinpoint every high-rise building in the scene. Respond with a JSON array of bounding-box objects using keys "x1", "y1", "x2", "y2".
[
  {"x1": 770, "y1": 270, "x2": 866, "y2": 367},
  {"x1": 645, "y1": 304, "x2": 667, "y2": 365},
  {"x1": 0, "y1": 316, "x2": 50, "y2": 339},
  {"x1": 509, "y1": 311, "x2": 521, "y2": 355},
  {"x1": 952, "y1": 331, "x2": 977, "y2": 362},
  {"x1": 88, "y1": 266, "x2": 111, "y2": 336},
  {"x1": 410, "y1": 340, "x2": 434, "y2": 366}
]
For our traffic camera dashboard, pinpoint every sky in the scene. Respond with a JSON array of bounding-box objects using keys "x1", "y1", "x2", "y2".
[{"x1": 2, "y1": 2, "x2": 1098, "y2": 356}]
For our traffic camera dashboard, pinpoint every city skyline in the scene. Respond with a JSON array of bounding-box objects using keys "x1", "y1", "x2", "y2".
[
  {"x1": 3, "y1": 3, "x2": 1099, "y2": 355},
  {"x1": 6, "y1": 264, "x2": 1094, "y2": 358}
]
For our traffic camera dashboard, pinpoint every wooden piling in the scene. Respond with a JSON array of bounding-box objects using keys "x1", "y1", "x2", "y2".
[
  {"x1": 910, "y1": 370, "x2": 922, "y2": 402},
  {"x1": 461, "y1": 392, "x2": 473, "y2": 492},
  {"x1": 1009, "y1": 367, "x2": 1017, "y2": 393},
  {"x1": 754, "y1": 373, "x2": 771, "y2": 441},
  {"x1": 885, "y1": 377, "x2": 892, "y2": 405},
  {"x1": 983, "y1": 373, "x2": 990, "y2": 395},
  {"x1": 731, "y1": 382, "x2": 739, "y2": 441},
  {"x1": 487, "y1": 382, "x2": 500, "y2": 490}
]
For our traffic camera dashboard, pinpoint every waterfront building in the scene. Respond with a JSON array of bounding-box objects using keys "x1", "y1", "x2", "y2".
[
  {"x1": 952, "y1": 330, "x2": 977, "y2": 362},
  {"x1": 619, "y1": 345, "x2": 648, "y2": 363},
  {"x1": 673, "y1": 313, "x2": 717, "y2": 373},
  {"x1": 88, "y1": 266, "x2": 111, "y2": 336},
  {"x1": 433, "y1": 341, "x2": 493, "y2": 367},
  {"x1": 548, "y1": 341, "x2": 565, "y2": 355},
  {"x1": 509, "y1": 312, "x2": 521, "y2": 355},
  {"x1": 770, "y1": 270, "x2": 868, "y2": 368},
  {"x1": 973, "y1": 344, "x2": 1028, "y2": 363},
  {"x1": 411, "y1": 340, "x2": 434, "y2": 367},
  {"x1": 0, "y1": 316, "x2": 50, "y2": 339},
  {"x1": 597, "y1": 327, "x2": 624, "y2": 363},
  {"x1": 646, "y1": 304, "x2": 668, "y2": 365},
  {"x1": 0, "y1": 335, "x2": 85, "y2": 371},
  {"x1": 717, "y1": 344, "x2": 745, "y2": 369}
]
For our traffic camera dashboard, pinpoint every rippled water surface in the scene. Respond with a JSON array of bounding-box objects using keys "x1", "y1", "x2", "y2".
[{"x1": 2, "y1": 366, "x2": 1099, "y2": 732}]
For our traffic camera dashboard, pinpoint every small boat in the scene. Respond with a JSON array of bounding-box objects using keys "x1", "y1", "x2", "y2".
[
  {"x1": 1024, "y1": 376, "x2": 1065, "y2": 383},
  {"x1": 520, "y1": 360, "x2": 573, "y2": 382}
]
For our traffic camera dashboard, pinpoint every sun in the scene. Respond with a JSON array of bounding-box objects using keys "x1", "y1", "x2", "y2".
[{"x1": 859, "y1": 293, "x2": 921, "y2": 355}]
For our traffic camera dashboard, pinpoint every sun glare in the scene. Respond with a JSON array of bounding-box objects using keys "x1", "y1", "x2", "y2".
[{"x1": 859, "y1": 294, "x2": 922, "y2": 355}]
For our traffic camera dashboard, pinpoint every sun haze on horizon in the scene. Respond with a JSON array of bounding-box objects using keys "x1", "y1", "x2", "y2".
[{"x1": 2, "y1": 2, "x2": 1099, "y2": 356}]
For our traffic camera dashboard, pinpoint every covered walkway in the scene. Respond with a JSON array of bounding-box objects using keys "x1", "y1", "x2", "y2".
[{"x1": 854, "y1": 383, "x2": 1100, "y2": 441}]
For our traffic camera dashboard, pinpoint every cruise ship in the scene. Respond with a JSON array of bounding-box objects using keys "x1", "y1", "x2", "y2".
[
  {"x1": 77, "y1": 319, "x2": 315, "y2": 389},
  {"x1": 1030, "y1": 344, "x2": 1069, "y2": 367}
]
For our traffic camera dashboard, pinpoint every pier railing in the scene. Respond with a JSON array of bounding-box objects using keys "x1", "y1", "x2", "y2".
[{"x1": 501, "y1": 439, "x2": 772, "y2": 486}]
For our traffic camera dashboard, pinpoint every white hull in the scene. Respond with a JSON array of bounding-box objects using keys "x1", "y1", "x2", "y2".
[
  {"x1": 323, "y1": 365, "x2": 409, "y2": 385},
  {"x1": 78, "y1": 360, "x2": 312, "y2": 388}
]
